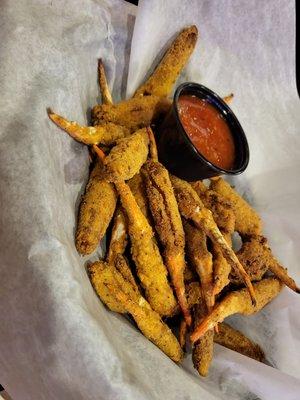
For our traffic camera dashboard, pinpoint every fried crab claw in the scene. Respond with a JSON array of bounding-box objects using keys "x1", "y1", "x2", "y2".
[
  {"x1": 134, "y1": 25, "x2": 198, "y2": 98},
  {"x1": 93, "y1": 143, "x2": 178, "y2": 316},
  {"x1": 171, "y1": 175, "x2": 257, "y2": 306},
  {"x1": 147, "y1": 127, "x2": 159, "y2": 162},
  {"x1": 88, "y1": 256, "x2": 183, "y2": 362},
  {"x1": 107, "y1": 206, "x2": 128, "y2": 264},
  {"x1": 214, "y1": 322, "x2": 265, "y2": 362},
  {"x1": 114, "y1": 179, "x2": 178, "y2": 317},
  {"x1": 183, "y1": 220, "x2": 214, "y2": 311},
  {"x1": 141, "y1": 158, "x2": 192, "y2": 326},
  {"x1": 210, "y1": 177, "x2": 262, "y2": 237},
  {"x1": 92, "y1": 95, "x2": 172, "y2": 132},
  {"x1": 99, "y1": 128, "x2": 150, "y2": 182},
  {"x1": 186, "y1": 282, "x2": 214, "y2": 377},
  {"x1": 231, "y1": 235, "x2": 300, "y2": 293},
  {"x1": 192, "y1": 182, "x2": 236, "y2": 296},
  {"x1": 74, "y1": 154, "x2": 117, "y2": 255},
  {"x1": 98, "y1": 59, "x2": 113, "y2": 105},
  {"x1": 190, "y1": 278, "x2": 283, "y2": 343},
  {"x1": 47, "y1": 108, "x2": 128, "y2": 146}
]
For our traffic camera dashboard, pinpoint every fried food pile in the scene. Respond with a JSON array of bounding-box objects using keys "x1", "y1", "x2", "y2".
[{"x1": 48, "y1": 26, "x2": 299, "y2": 376}]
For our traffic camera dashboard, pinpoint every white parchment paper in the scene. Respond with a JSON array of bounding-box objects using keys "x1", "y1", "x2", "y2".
[{"x1": 0, "y1": 1, "x2": 299, "y2": 399}]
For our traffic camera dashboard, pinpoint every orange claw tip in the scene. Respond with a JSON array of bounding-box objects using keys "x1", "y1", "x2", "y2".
[
  {"x1": 222, "y1": 93, "x2": 234, "y2": 104},
  {"x1": 244, "y1": 277, "x2": 256, "y2": 306},
  {"x1": 146, "y1": 126, "x2": 154, "y2": 138},
  {"x1": 248, "y1": 286, "x2": 257, "y2": 307},
  {"x1": 47, "y1": 107, "x2": 53, "y2": 116},
  {"x1": 190, "y1": 322, "x2": 209, "y2": 344},
  {"x1": 179, "y1": 295, "x2": 192, "y2": 326},
  {"x1": 47, "y1": 109, "x2": 62, "y2": 125},
  {"x1": 146, "y1": 126, "x2": 158, "y2": 162},
  {"x1": 47, "y1": 109, "x2": 65, "y2": 130},
  {"x1": 47, "y1": 108, "x2": 58, "y2": 123},
  {"x1": 47, "y1": 108, "x2": 61, "y2": 123},
  {"x1": 93, "y1": 145, "x2": 106, "y2": 161},
  {"x1": 178, "y1": 299, "x2": 192, "y2": 326},
  {"x1": 184, "y1": 313, "x2": 192, "y2": 327}
]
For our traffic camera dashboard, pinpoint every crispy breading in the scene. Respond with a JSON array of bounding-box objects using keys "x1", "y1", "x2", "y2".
[
  {"x1": 171, "y1": 176, "x2": 207, "y2": 223},
  {"x1": 113, "y1": 255, "x2": 141, "y2": 296},
  {"x1": 231, "y1": 236, "x2": 300, "y2": 293},
  {"x1": 230, "y1": 235, "x2": 300, "y2": 293},
  {"x1": 185, "y1": 281, "x2": 214, "y2": 376},
  {"x1": 183, "y1": 220, "x2": 214, "y2": 309},
  {"x1": 171, "y1": 175, "x2": 256, "y2": 305},
  {"x1": 191, "y1": 180, "x2": 208, "y2": 196},
  {"x1": 48, "y1": 110, "x2": 129, "y2": 145},
  {"x1": 92, "y1": 96, "x2": 171, "y2": 132},
  {"x1": 75, "y1": 161, "x2": 117, "y2": 255},
  {"x1": 186, "y1": 281, "x2": 202, "y2": 308},
  {"x1": 214, "y1": 322, "x2": 265, "y2": 362},
  {"x1": 142, "y1": 161, "x2": 191, "y2": 325},
  {"x1": 193, "y1": 183, "x2": 235, "y2": 296},
  {"x1": 179, "y1": 318, "x2": 187, "y2": 350},
  {"x1": 127, "y1": 129, "x2": 158, "y2": 222},
  {"x1": 88, "y1": 257, "x2": 183, "y2": 362},
  {"x1": 88, "y1": 256, "x2": 140, "y2": 313},
  {"x1": 147, "y1": 126, "x2": 159, "y2": 162},
  {"x1": 115, "y1": 180, "x2": 178, "y2": 317},
  {"x1": 107, "y1": 206, "x2": 128, "y2": 264},
  {"x1": 128, "y1": 173, "x2": 152, "y2": 220},
  {"x1": 142, "y1": 162, "x2": 185, "y2": 254},
  {"x1": 186, "y1": 281, "x2": 214, "y2": 372},
  {"x1": 112, "y1": 289, "x2": 183, "y2": 362},
  {"x1": 210, "y1": 177, "x2": 262, "y2": 236},
  {"x1": 184, "y1": 263, "x2": 198, "y2": 283},
  {"x1": 88, "y1": 261, "x2": 126, "y2": 313},
  {"x1": 212, "y1": 244, "x2": 231, "y2": 295},
  {"x1": 190, "y1": 278, "x2": 283, "y2": 343},
  {"x1": 134, "y1": 26, "x2": 198, "y2": 98},
  {"x1": 192, "y1": 309, "x2": 214, "y2": 377},
  {"x1": 230, "y1": 235, "x2": 269, "y2": 284},
  {"x1": 101, "y1": 128, "x2": 149, "y2": 182},
  {"x1": 199, "y1": 189, "x2": 236, "y2": 242},
  {"x1": 188, "y1": 282, "x2": 214, "y2": 377}
]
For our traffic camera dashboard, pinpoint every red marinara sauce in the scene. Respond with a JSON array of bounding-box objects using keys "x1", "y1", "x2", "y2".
[{"x1": 178, "y1": 95, "x2": 235, "y2": 170}]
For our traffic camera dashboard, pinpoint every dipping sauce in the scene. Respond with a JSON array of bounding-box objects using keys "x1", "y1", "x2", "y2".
[{"x1": 178, "y1": 95, "x2": 235, "y2": 170}]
